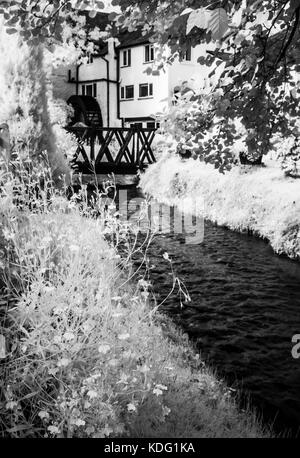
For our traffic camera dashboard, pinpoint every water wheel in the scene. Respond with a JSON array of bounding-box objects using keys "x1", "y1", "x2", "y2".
[{"x1": 67, "y1": 95, "x2": 103, "y2": 127}]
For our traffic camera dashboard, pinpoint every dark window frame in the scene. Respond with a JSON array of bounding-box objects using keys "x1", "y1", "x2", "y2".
[
  {"x1": 144, "y1": 44, "x2": 154, "y2": 63},
  {"x1": 122, "y1": 49, "x2": 131, "y2": 67},
  {"x1": 139, "y1": 83, "x2": 153, "y2": 98},
  {"x1": 121, "y1": 85, "x2": 134, "y2": 100}
]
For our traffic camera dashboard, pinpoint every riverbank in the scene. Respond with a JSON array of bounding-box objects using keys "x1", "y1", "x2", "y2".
[
  {"x1": 0, "y1": 184, "x2": 269, "y2": 438},
  {"x1": 140, "y1": 154, "x2": 300, "y2": 261}
]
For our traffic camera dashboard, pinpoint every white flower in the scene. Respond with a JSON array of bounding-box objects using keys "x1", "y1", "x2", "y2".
[
  {"x1": 153, "y1": 388, "x2": 163, "y2": 396},
  {"x1": 57, "y1": 358, "x2": 70, "y2": 367},
  {"x1": 118, "y1": 332, "x2": 130, "y2": 340},
  {"x1": 98, "y1": 344, "x2": 110, "y2": 354},
  {"x1": 139, "y1": 364, "x2": 150, "y2": 373},
  {"x1": 6, "y1": 401, "x2": 18, "y2": 410},
  {"x1": 87, "y1": 390, "x2": 98, "y2": 399},
  {"x1": 47, "y1": 425, "x2": 60, "y2": 435},
  {"x1": 63, "y1": 332, "x2": 75, "y2": 341},
  {"x1": 162, "y1": 406, "x2": 171, "y2": 417},
  {"x1": 72, "y1": 419, "x2": 86, "y2": 427},
  {"x1": 53, "y1": 335, "x2": 62, "y2": 344},
  {"x1": 155, "y1": 384, "x2": 168, "y2": 391},
  {"x1": 69, "y1": 244, "x2": 80, "y2": 252},
  {"x1": 38, "y1": 411, "x2": 50, "y2": 420},
  {"x1": 48, "y1": 367, "x2": 59, "y2": 376},
  {"x1": 127, "y1": 403, "x2": 136, "y2": 412},
  {"x1": 162, "y1": 252, "x2": 170, "y2": 261},
  {"x1": 118, "y1": 333, "x2": 130, "y2": 341}
]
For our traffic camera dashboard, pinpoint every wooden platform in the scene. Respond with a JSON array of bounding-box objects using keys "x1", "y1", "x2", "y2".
[{"x1": 72, "y1": 173, "x2": 139, "y2": 187}]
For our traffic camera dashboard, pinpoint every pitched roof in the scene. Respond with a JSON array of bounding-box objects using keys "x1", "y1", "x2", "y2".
[
  {"x1": 80, "y1": 11, "x2": 151, "y2": 54},
  {"x1": 80, "y1": 11, "x2": 192, "y2": 56}
]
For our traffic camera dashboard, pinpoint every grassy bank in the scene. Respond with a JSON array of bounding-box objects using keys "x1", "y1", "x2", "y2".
[
  {"x1": 140, "y1": 154, "x2": 300, "y2": 261},
  {"x1": 0, "y1": 166, "x2": 269, "y2": 438}
]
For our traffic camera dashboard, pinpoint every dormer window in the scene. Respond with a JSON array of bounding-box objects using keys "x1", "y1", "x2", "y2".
[
  {"x1": 144, "y1": 44, "x2": 154, "y2": 63},
  {"x1": 87, "y1": 53, "x2": 94, "y2": 64},
  {"x1": 122, "y1": 49, "x2": 131, "y2": 67}
]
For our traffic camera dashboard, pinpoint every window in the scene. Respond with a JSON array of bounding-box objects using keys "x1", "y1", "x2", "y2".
[
  {"x1": 121, "y1": 85, "x2": 134, "y2": 100},
  {"x1": 181, "y1": 44, "x2": 192, "y2": 61},
  {"x1": 144, "y1": 44, "x2": 154, "y2": 63},
  {"x1": 146, "y1": 122, "x2": 155, "y2": 129},
  {"x1": 82, "y1": 84, "x2": 97, "y2": 97},
  {"x1": 139, "y1": 83, "x2": 153, "y2": 98},
  {"x1": 122, "y1": 49, "x2": 131, "y2": 67},
  {"x1": 130, "y1": 123, "x2": 143, "y2": 129},
  {"x1": 87, "y1": 53, "x2": 94, "y2": 64}
]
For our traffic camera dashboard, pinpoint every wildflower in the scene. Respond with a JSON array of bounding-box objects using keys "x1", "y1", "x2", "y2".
[
  {"x1": 153, "y1": 387, "x2": 163, "y2": 396},
  {"x1": 69, "y1": 244, "x2": 80, "y2": 252},
  {"x1": 85, "y1": 426, "x2": 95, "y2": 435},
  {"x1": 57, "y1": 358, "x2": 70, "y2": 367},
  {"x1": 43, "y1": 285, "x2": 55, "y2": 293},
  {"x1": 48, "y1": 367, "x2": 59, "y2": 376},
  {"x1": 118, "y1": 333, "x2": 130, "y2": 341},
  {"x1": 63, "y1": 332, "x2": 75, "y2": 342},
  {"x1": 98, "y1": 344, "x2": 110, "y2": 354},
  {"x1": 47, "y1": 425, "x2": 60, "y2": 436},
  {"x1": 38, "y1": 411, "x2": 50, "y2": 420},
  {"x1": 153, "y1": 384, "x2": 168, "y2": 396},
  {"x1": 112, "y1": 312, "x2": 123, "y2": 318},
  {"x1": 72, "y1": 419, "x2": 86, "y2": 427},
  {"x1": 155, "y1": 384, "x2": 168, "y2": 391},
  {"x1": 2, "y1": 228, "x2": 15, "y2": 241},
  {"x1": 162, "y1": 252, "x2": 170, "y2": 261},
  {"x1": 6, "y1": 401, "x2": 18, "y2": 410},
  {"x1": 41, "y1": 236, "x2": 52, "y2": 245},
  {"x1": 87, "y1": 390, "x2": 98, "y2": 399},
  {"x1": 53, "y1": 335, "x2": 62, "y2": 344},
  {"x1": 138, "y1": 279, "x2": 150, "y2": 289},
  {"x1": 162, "y1": 405, "x2": 171, "y2": 417},
  {"x1": 139, "y1": 364, "x2": 150, "y2": 373},
  {"x1": 127, "y1": 403, "x2": 136, "y2": 412}
]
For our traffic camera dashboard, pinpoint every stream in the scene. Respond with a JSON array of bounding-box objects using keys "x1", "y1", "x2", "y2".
[{"x1": 117, "y1": 186, "x2": 300, "y2": 436}]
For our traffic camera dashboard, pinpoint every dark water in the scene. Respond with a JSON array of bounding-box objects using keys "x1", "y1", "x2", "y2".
[{"x1": 118, "y1": 186, "x2": 300, "y2": 436}]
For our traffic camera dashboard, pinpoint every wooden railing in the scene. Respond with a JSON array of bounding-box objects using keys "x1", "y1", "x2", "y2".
[{"x1": 66, "y1": 125, "x2": 156, "y2": 174}]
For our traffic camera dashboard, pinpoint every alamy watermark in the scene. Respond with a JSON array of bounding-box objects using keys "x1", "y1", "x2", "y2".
[
  {"x1": 99, "y1": 188, "x2": 205, "y2": 245},
  {"x1": 291, "y1": 334, "x2": 300, "y2": 359}
]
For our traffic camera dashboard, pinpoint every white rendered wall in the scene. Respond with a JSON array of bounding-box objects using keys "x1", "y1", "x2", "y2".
[{"x1": 119, "y1": 45, "x2": 169, "y2": 122}]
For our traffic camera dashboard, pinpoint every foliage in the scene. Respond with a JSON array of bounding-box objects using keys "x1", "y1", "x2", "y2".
[
  {"x1": 276, "y1": 135, "x2": 300, "y2": 178},
  {"x1": 0, "y1": 18, "x2": 71, "y2": 186}
]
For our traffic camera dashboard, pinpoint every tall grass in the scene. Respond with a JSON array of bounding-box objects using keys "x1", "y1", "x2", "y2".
[{"x1": 0, "y1": 155, "x2": 271, "y2": 438}]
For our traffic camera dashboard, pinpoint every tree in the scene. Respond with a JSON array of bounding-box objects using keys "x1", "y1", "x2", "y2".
[{"x1": 0, "y1": 0, "x2": 107, "y2": 186}]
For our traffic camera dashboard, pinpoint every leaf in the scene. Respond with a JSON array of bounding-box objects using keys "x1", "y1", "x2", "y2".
[
  {"x1": 0, "y1": 335, "x2": 6, "y2": 359},
  {"x1": 207, "y1": 8, "x2": 229, "y2": 41},
  {"x1": 186, "y1": 8, "x2": 209, "y2": 35},
  {"x1": 6, "y1": 28, "x2": 18, "y2": 35}
]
